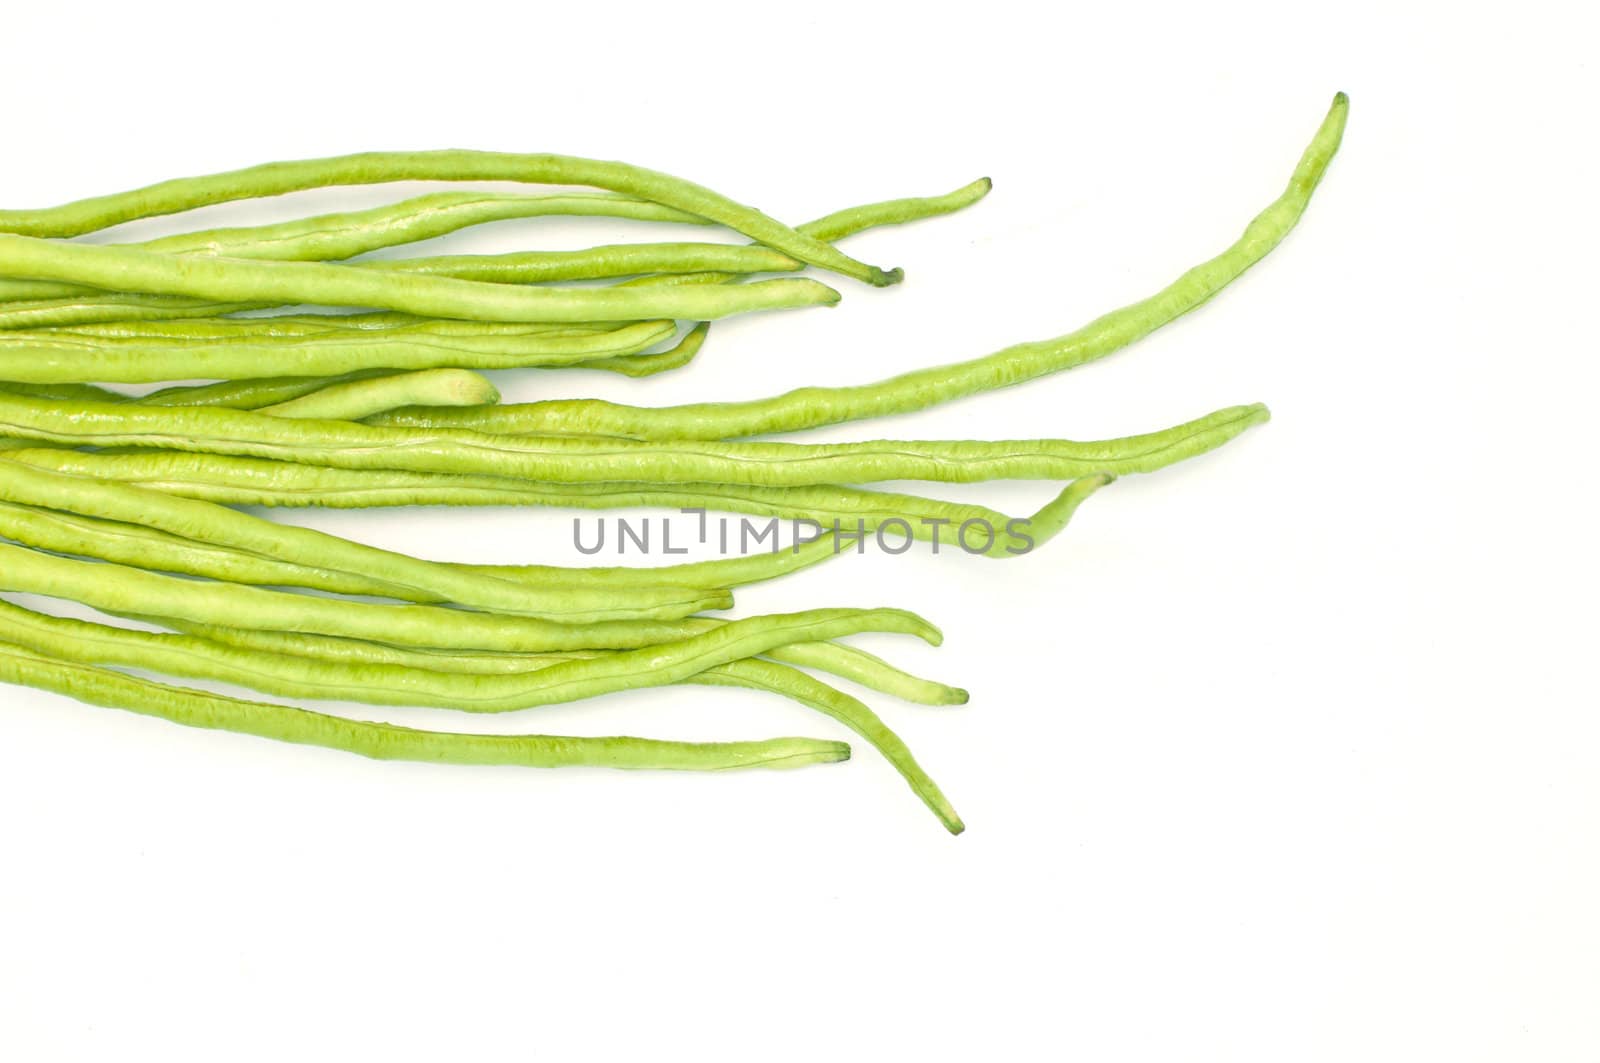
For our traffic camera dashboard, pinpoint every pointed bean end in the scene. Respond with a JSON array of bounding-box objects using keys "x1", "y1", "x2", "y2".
[{"x1": 869, "y1": 265, "x2": 906, "y2": 288}]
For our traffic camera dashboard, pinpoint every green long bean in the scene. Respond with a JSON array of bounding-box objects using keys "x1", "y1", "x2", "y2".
[
  {"x1": 0, "y1": 460, "x2": 728, "y2": 622},
  {"x1": 0, "y1": 393, "x2": 1269, "y2": 486},
  {"x1": 0, "y1": 191, "x2": 712, "y2": 303},
  {"x1": 0, "y1": 318, "x2": 678, "y2": 383},
  {"x1": 1, "y1": 448, "x2": 844, "y2": 590},
  {"x1": 0, "y1": 149, "x2": 902, "y2": 285},
  {"x1": 0, "y1": 604, "x2": 959, "y2": 830},
  {"x1": 0, "y1": 446, "x2": 1112, "y2": 558},
  {"x1": 0, "y1": 235, "x2": 839, "y2": 325},
  {"x1": 157, "y1": 615, "x2": 969, "y2": 709},
  {"x1": 0, "y1": 542, "x2": 937, "y2": 653},
  {"x1": 374, "y1": 96, "x2": 1346, "y2": 442},
  {"x1": 256, "y1": 369, "x2": 499, "y2": 420},
  {"x1": 0, "y1": 600, "x2": 892, "y2": 724},
  {"x1": 0, "y1": 640, "x2": 849, "y2": 772},
  {"x1": 0, "y1": 178, "x2": 986, "y2": 329}
]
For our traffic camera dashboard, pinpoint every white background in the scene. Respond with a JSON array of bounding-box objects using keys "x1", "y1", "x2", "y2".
[{"x1": 2, "y1": 2, "x2": 1596, "y2": 1059}]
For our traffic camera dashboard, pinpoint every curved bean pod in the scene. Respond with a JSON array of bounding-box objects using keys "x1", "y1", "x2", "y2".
[
  {"x1": 0, "y1": 598, "x2": 923, "y2": 716},
  {"x1": 696, "y1": 657, "x2": 962, "y2": 832},
  {"x1": 0, "y1": 460, "x2": 729, "y2": 622},
  {"x1": 157, "y1": 614, "x2": 969, "y2": 708},
  {"x1": 562, "y1": 321, "x2": 709, "y2": 378},
  {"x1": 0, "y1": 149, "x2": 901, "y2": 285},
  {"x1": 0, "y1": 393, "x2": 1270, "y2": 485},
  {"x1": 1, "y1": 605, "x2": 958, "y2": 830},
  {"x1": 759, "y1": 642, "x2": 970, "y2": 707},
  {"x1": 374, "y1": 97, "x2": 1346, "y2": 441},
  {"x1": 0, "y1": 640, "x2": 848, "y2": 772}
]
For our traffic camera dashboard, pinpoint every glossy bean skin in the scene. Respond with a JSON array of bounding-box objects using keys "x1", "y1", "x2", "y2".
[
  {"x1": 0, "y1": 319, "x2": 677, "y2": 382},
  {"x1": 0, "y1": 542, "x2": 938, "y2": 653},
  {"x1": 0, "y1": 149, "x2": 901, "y2": 285},
  {"x1": 256, "y1": 369, "x2": 500, "y2": 420},
  {"x1": 373, "y1": 99, "x2": 1344, "y2": 442},
  {"x1": 0, "y1": 178, "x2": 983, "y2": 329},
  {"x1": 0, "y1": 394, "x2": 1269, "y2": 486},
  {"x1": 359, "y1": 242, "x2": 801, "y2": 283},
  {"x1": 163, "y1": 614, "x2": 969, "y2": 709},
  {"x1": 1, "y1": 446, "x2": 844, "y2": 591},
  {"x1": 0, "y1": 501, "x2": 722, "y2": 616},
  {"x1": 0, "y1": 640, "x2": 849, "y2": 772},
  {"x1": 0, "y1": 191, "x2": 711, "y2": 303},
  {"x1": 0, "y1": 235, "x2": 840, "y2": 325},
  {"x1": 0, "y1": 446, "x2": 1112, "y2": 558},
  {"x1": 0, "y1": 459, "x2": 726, "y2": 622},
  {"x1": 1, "y1": 604, "x2": 959, "y2": 831},
  {"x1": 696, "y1": 657, "x2": 962, "y2": 832},
  {"x1": 0, "y1": 598, "x2": 926, "y2": 716}
]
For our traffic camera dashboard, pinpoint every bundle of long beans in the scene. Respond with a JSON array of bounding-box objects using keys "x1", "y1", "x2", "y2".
[{"x1": 0, "y1": 94, "x2": 1347, "y2": 833}]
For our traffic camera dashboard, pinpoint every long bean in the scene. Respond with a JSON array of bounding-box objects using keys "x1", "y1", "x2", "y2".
[
  {"x1": 358, "y1": 242, "x2": 801, "y2": 283},
  {"x1": 156, "y1": 615, "x2": 969, "y2": 708},
  {"x1": 374, "y1": 97, "x2": 1346, "y2": 442},
  {"x1": 1, "y1": 597, "x2": 929, "y2": 713},
  {"x1": 567, "y1": 321, "x2": 709, "y2": 378},
  {"x1": 52, "y1": 312, "x2": 618, "y2": 341},
  {"x1": 0, "y1": 640, "x2": 848, "y2": 772},
  {"x1": 0, "y1": 149, "x2": 902, "y2": 285},
  {"x1": 0, "y1": 446, "x2": 1112, "y2": 558},
  {"x1": 0, "y1": 178, "x2": 986, "y2": 329},
  {"x1": 0, "y1": 542, "x2": 937, "y2": 653},
  {"x1": 0, "y1": 235, "x2": 840, "y2": 324},
  {"x1": 0, "y1": 318, "x2": 677, "y2": 383},
  {"x1": 256, "y1": 369, "x2": 499, "y2": 420},
  {"x1": 695, "y1": 657, "x2": 961, "y2": 832},
  {"x1": 0, "y1": 501, "x2": 722, "y2": 618},
  {"x1": 0, "y1": 604, "x2": 959, "y2": 830},
  {"x1": 0, "y1": 191, "x2": 712, "y2": 303},
  {"x1": 1, "y1": 448, "x2": 845, "y2": 590},
  {"x1": 0, "y1": 460, "x2": 729, "y2": 622},
  {"x1": 0, "y1": 393, "x2": 1269, "y2": 485}
]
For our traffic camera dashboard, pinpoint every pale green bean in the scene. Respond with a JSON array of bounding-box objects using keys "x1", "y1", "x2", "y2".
[
  {"x1": 0, "y1": 318, "x2": 677, "y2": 382},
  {"x1": 256, "y1": 369, "x2": 499, "y2": 420},
  {"x1": 0, "y1": 640, "x2": 848, "y2": 772},
  {"x1": 0, "y1": 191, "x2": 710, "y2": 303},
  {"x1": 0, "y1": 542, "x2": 937, "y2": 653},
  {"x1": 0, "y1": 459, "x2": 728, "y2": 621},
  {"x1": 0, "y1": 393, "x2": 1270, "y2": 486},
  {"x1": 1, "y1": 604, "x2": 959, "y2": 830},
  {"x1": 373, "y1": 98, "x2": 1345, "y2": 441},
  {"x1": 0, "y1": 149, "x2": 900, "y2": 285},
  {"x1": 156, "y1": 614, "x2": 969, "y2": 708},
  {"x1": 0, "y1": 234, "x2": 838, "y2": 325}
]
